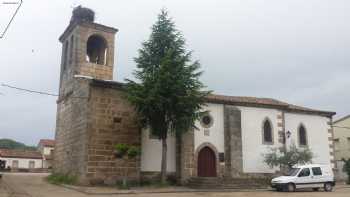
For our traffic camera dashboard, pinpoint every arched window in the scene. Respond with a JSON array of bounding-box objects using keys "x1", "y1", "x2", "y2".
[
  {"x1": 262, "y1": 118, "x2": 273, "y2": 144},
  {"x1": 86, "y1": 35, "x2": 107, "y2": 65},
  {"x1": 298, "y1": 124, "x2": 308, "y2": 146}
]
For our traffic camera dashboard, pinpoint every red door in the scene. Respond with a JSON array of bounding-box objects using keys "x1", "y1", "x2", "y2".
[{"x1": 197, "y1": 147, "x2": 217, "y2": 177}]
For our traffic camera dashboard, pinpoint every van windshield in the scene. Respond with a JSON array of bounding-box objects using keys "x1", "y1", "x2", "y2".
[{"x1": 286, "y1": 168, "x2": 300, "y2": 176}]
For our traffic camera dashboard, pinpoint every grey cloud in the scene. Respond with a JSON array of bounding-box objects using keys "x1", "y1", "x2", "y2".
[{"x1": 0, "y1": 0, "x2": 349, "y2": 145}]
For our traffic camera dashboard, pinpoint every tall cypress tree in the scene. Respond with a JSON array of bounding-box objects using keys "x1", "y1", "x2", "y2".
[{"x1": 126, "y1": 9, "x2": 210, "y2": 183}]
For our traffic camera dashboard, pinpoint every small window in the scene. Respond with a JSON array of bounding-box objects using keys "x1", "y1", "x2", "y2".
[
  {"x1": 29, "y1": 161, "x2": 35, "y2": 169},
  {"x1": 86, "y1": 35, "x2": 107, "y2": 65},
  {"x1": 200, "y1": 113, "x2": 213, "y2": 128},
  {"x1": 312, "y1": 167, "x2": 322, "y2": 176},
  {"x1": 262, "y1": 119, "x2": 273, "y2": 144},
  {"x1": 12, "y1": 160, "x2": 19, "y2": 168},
  {"x1": 298, "y1": 168, "x2": 310, "y2": 177},
  {"x1": 298, "y1": 124, "x2": 308, "y2": 146}
]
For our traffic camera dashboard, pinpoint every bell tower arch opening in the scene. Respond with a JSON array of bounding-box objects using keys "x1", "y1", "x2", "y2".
[{"x1": 86, "y1": 35, "x2": 108, "y2": 65}]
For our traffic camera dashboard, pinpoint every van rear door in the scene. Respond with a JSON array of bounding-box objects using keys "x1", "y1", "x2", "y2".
[{"x1": 310, "y1": 166, "x2": 324, "y2": 187}]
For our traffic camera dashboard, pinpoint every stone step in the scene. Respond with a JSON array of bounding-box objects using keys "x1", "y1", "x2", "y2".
[{"x1": 187, "y1": 177, "x2": 269, "y2": 189}]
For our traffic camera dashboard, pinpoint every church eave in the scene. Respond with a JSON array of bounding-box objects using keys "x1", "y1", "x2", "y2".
[{"x1": 86, "y1": 78, "x2": 336, "y2": 118}]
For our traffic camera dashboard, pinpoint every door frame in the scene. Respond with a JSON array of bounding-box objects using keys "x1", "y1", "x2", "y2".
[{"x1": 194, "y1": 142, "x2": 220, "y2": 177}]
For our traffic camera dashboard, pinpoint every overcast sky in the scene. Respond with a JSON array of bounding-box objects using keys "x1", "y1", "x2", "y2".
[{"x1": 0, "y1": 0, "x2": 349, "y2": 146}]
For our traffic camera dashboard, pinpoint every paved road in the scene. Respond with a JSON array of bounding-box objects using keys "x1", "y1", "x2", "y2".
[{"x1": 1, "y1": 173, "x2": 350, "y2": 197}]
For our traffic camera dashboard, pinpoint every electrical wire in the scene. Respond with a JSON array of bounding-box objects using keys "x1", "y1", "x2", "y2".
[
  {"x1": 1, "y1": 83, "x2": 87, "y2": 99},
  {"x1": 1, "y1": 83, "x2": 59, "y2": 96}
]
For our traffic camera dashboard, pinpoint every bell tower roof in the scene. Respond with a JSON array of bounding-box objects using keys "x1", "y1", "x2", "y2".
[
  {"x1": 59, "y1": 6, "x2": 118, "y2": 42},
  {"x1": 59, "y1": 21, "x2": 118, "y2": 43}
]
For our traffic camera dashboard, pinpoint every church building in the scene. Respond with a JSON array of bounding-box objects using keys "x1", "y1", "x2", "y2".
[{"x1": 54, "y1": 7, "x2": 336, "y2": 186}]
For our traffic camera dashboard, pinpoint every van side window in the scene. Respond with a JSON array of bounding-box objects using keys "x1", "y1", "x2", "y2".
[
  {"x1": 312, "y1": 167, "x2": 322, "y2": 176},
  {"x1": 298, "y1": 168, "x2": 310, "y2": 177}
]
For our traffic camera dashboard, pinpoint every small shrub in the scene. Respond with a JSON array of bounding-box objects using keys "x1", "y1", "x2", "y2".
[
  {"x1": 342, "y1": 158, "x2": 350, "y2": 184},
  {"x1": 115, "y1": 180, "x2": 139, "y2": 190},
  {"x1": 114, "y1": 143, "x2": 129, "y2": 155},
  {"x1": 263, "y1": 143, "x2": 313, "y2": 171},
  {"x1": 47, "y1": 173, "x2": 77, "y2": 185},
  {"x1": 127, "y1": 146, "x2": 140, "y2": 158}
]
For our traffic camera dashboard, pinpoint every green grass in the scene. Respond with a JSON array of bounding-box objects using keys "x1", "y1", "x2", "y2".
[
  {"x1": 46, "y1": 173, "x2": 77, "y2": 185},
  {"x1": 115, "y1": 179, "x2": 176, "y2": 190}
]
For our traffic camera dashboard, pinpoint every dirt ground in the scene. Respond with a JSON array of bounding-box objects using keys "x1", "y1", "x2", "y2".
[{"x1": 0, "y1": 173, "x2": 349, "y2": 197}]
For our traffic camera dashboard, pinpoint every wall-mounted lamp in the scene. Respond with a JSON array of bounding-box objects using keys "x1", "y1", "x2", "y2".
[{"x1": 286, "y1": 130, "x2": 291, "y2": 138}]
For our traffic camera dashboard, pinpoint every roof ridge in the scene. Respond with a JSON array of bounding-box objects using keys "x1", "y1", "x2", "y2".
[{"x1": 334, "y1": 114, "x2": 350, "y2": 124}]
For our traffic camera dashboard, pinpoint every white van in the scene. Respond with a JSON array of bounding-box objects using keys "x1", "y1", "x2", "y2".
[{"x1": 271, "y1": 164, "x2": 335, "y2": 192}]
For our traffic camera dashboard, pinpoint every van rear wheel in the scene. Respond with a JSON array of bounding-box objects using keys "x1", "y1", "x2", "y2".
[{"x1": 324, "y1": 183, "x2": 333, "y2": 192}]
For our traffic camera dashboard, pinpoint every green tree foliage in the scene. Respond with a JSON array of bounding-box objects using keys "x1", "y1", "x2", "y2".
[
  {"x1": 342, "y1": 158, "x2": 350, "y2": 184},
  {"x1": 264, "y1": 144, "x2": 314, "y2": 170},
  {"x1": 0, "y1": 139, "x2": 36, "y2": 150},
  {"x1": 126, "y1": 9, "x2": 210, "y2": 183}
]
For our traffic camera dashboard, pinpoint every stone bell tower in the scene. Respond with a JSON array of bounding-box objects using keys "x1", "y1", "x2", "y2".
[
  {"x1": 54, "y1": 6, "x2": 121, "y2": 184},
  {"x1": 58, "y1": 6, "x2": 118, "y2": 95}
]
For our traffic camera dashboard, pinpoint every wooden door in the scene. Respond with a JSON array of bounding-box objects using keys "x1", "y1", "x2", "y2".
[{"x1": 197, "y1": 147, "x2": 217, "y2": 177}]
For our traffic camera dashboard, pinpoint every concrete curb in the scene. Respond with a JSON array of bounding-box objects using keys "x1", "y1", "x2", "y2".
[
  {"x1": 59, "y1": 184, "x2": 272, "y2": 195},
  {"x1": 59, "y1": 184, "x2": 350, "y2": 195}
]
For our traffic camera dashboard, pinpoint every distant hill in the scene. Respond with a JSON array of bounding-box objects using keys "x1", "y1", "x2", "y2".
[{"x1": 0, "y1": 139, "x2": 36, "y2": 150}]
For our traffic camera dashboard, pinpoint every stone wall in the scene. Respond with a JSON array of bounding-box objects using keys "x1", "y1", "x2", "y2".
[
  {"x1": 85, "y1": 83, "x2": 141, "y2": 185},
  {"x1": 223, "y1": 105, "x2": 243, "y2": 178},
  {"x1": 177, "y1": 130, "x2": 195, "y2": 184},
  {"x1": 54, "y1": 78, "x2": 90, "y2": 184}
]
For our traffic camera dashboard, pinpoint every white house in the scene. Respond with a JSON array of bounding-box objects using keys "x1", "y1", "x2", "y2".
[
  {"x1": 38, "y1": 139, "x2": 55, "y2": 169},
  {"x1": 0, "y1": 149, "x2": 43, "y2": 170}
]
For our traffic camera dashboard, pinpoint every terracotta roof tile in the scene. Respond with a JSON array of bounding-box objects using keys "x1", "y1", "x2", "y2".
[
  {"x1": 0, "y1": 149, "x2": 42, "y2": 159},
  {"x1": 38, "y1": 139, "x2": 55, "y2": 147},
  {"x1": 88, "y1": 79, "x2": 336, "y2": 117},
  {"x1": 206, "y1": 94, "x2": 335, "y2": 117}
]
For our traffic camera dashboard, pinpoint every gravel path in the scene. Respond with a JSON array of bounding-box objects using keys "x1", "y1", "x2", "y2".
[{"x1": 1, "y1": 173, "x2": 350, "y2": 197}]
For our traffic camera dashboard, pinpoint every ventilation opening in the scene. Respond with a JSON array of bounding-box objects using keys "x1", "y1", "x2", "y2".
[{"x1": 86, "y1": 35, "x2": 107, "y2": 65}]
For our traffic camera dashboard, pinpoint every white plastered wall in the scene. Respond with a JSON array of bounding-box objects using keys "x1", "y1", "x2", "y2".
[
  {"x1": 284, "y1": 112, "x2": 332, "y2": 167},
  {"x1": 43, "y1": 147, "x2": 54, "y2": 155},
  {"x1": 194, "y1": 103, "x2": 225, "y2": 153},
  {"x1": 0, "y1": 157, "x2": 43, "y2": 169},
  {"x1": 140, "y1": 129, "x2": 176, "y2": 172},
  {"x1": 238, "y1": 106, "x2": 281, "y2": 173}
]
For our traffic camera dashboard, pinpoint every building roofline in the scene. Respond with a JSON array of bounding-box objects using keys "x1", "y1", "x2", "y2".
[
  {"x1": 0, "y1": 149, "x2": 42, "y2": 159},
  {"x1": 334, "y1": 114, "x2": 350, "y2": 124},
  {"x1": 59, "y1": 21, "x2": 118, "y2": 42},
  {"x1": 80, "y1": 77, "x2": 336, "y2": 118}
]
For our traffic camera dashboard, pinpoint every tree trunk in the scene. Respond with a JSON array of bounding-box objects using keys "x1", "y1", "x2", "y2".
[
  {"x1": 175, "y1": 134, "x2": 182, "y2": 184},
  {"x1": 160, "y1": 137, "x2": 168, "y2": 184}
]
